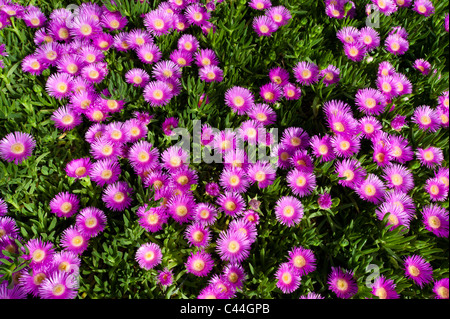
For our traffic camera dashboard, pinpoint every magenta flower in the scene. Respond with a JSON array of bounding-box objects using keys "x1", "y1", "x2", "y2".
[
  {"x1": 217, "y1": 192, "x2": 245, "y2": 216},
  {"x1": 288, "y1": 246, "x2": 316, "y2": 276},
  {"x1": 75, "y1": 207, "x2": 107, "y2": 238},
  {"x1": 320, "y1": 65, "x2": 340, "y2": 86},
  {"x1": 102, "y1": 181, "x2": 133, "y2": 212},
  {"x1": 275, "y1": 263, "x2": 301, "y2": 293},
  {"x1": 371, "y1": 276, "x2": 400, "y2": 299},
  {"x1": 356, "y1": 173, "x2": 386, "y2": 204},
  {"x1": 135, "y1": 242, "x2": 162, "y2": 270},
  {"x1": 49, "y1": 192, "x2": 80, "y2": 218},
  {"x1": 287, "y1": 169, "x2": 316, "y2": 197},
  {"x1": 60, "y1": 226, "x2": 90, "y2": 255},
  {"x1": 404, "y1": 255, "x2": 433, "y2": 287},
  {"x1": 246, "y1": 161, "x2": 276, "y2": 189},
  {"x1": 224, "y1": 86, "x2": 254, "y2": 115},
  {"x1": 38, "y1": 271, "x2": 78, "y2": 299},
  {"x1": 328, "y1": 267, "x2": 358, "y2": 299},
  {"x1": 249, "y1": 0, "x2": 272, "y2": 10},
  {"x1": 260, "y1": 82, "x2": 282, "y2": 104},
  {"x1": 293, "y1": 61, "x2": 319, "y2": 86},
  {"x1": 413, "y1": 0, "x2": 434, "y2": 17},
  {"x1": 185, "y1": 250, "x2": 214, "y2": 277},
  {"x1": 157, "y1": 268, "x2": 174, "y2": 286},
  {"x1": 421, "y1": 204, "x2": 449, "y2": 238},
  {"x1": 432, "y1": 278, "x2": 449, "y2": 299},
  {"x1": 216, "y1": 229, "x2": 251, "y2": 263},
  {"x1": 274, "y1": 196, "x2": 304, "y2": 227},
  {"x1": 252, "y1": 15, "x2": 278, "y2": 37},
  {"x1": 0, "y1": 131, "x2": 36, "y2": 165}
]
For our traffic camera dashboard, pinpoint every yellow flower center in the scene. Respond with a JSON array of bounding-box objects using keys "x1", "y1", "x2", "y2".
[
  {"x1": 418, "y1": 5, "x2": 426, "y2": 13},
  {"x1": 177, "y1": 58, "x2": 186, "y2": 66},
  {"x1": 193, "y1": 259, "x2": 205, "y2": 271},
  {"x1": 192, "y1": 230, "x2": 204, "y2": 242},
  {"x1": 145, "y1": 251, "x2": 155, "y2": 261},
  {"x1": 429, "y1": 185, "x2": 440, "y2": 195},
  {"x1": 229, "y1": 175, "x2": 240, "y2": 186},
  {"x1": 138, "y1": 151, "x2": 149, "y2": 163},
  {"x1": 228, "y1": 272, "x2": 238, "y2": 283},
  {"x1": 113, "y1": 192, "x2": 125, "y2": 203},
  {"x1": 29, "y1": 17, "x2": 40, "y2": 26},
  {"x1": 193, "y1": 12, "x2": 203, "y2": 21},
  {"x1": 294, "y1": 255, "x2": 306, "y2": 268},
  {"x1": 428, "y1": 215, "x2": 441, "y2": 229},
  {"x1": 89, "y1": 70, "x2": 99, "y2": 79},
  {"x1": 282, "y1": 272, "x2": 292, "y2": 284},
  {"x1": 46, "y1": 51, "x2": 57, "y2": 61},
  {"x1": 144, "y1": 53, "x2": 154, "y2": 62},
  {"x1": 59, "y1": 261, "x2": 70, "y2": 272},
  {"x1": 280, "y1": 151, "x2": 290, "y2": 161},
  {"x1": 101, "y1": 145, "x2": 113, "y2": 156},
  {"x1": 349, "y1": 47, "x2": 359, "y2": 57},
  {"x1": 343, "y1": 169, "x2": 354, "y2": 181},
  {"x1": 333, "y1": 122, "x2": 345, "y2": 132},
  {"x1": 364, "y1": 123, "x2": 374, "y2": 134},
  {"x1": 301, "y1": 69, "x2": 312, "y2": 79},
  {"x1": 75, "y1": 166, "x2": 87, "y2": 177},
  {"x1": 110, "y1": 19, "x2": 120, "y2": 29},
  {"x1": 290, "y1": 137, "x2": 301, "y2": 146},
  {"x1": 391, "y1": 42, "x2": 400, "y2": 51},
  {"x1": 437, "y1": 287, "x2": 449, "y2": 299},
  {"x1": 272, "y1": 76, "x2": 282, "y2": 84},
  {"x1": 259, "y1": 25, "x2": 269, "y2": 34},
  {"x1": 227, "y1": 240, "x2": 240, "y2": 253},
  {"x1": 391, "y1": 174, "x2": 403, "y2": 186},
  {"x1": 34, "y1": 273, "x2": 46, "y2": 285},
  {"x1": 319, "y1": 145, "x2": 329, "y2": 155},
  {"x1": 169, "y1": 156, "x2": 181, "y2": 167},
  {"x1": 10, "y1": 143, "x2": 25, "y2": 155},
  {"x1": 60, "y1": 202, "x2": 73, "y2": 214},
  {"x1": 365, "y1": 98, "x2": 376, "y2": 109},
  {"x1": 147, "y1": 213, "x2": 158, "y2": 225},
  {"x1": 296, "y1": 176, "x2": 306, "y2": 187},
  {"x1": 283, "y1": 206, "x2": 294, "y2": 217},
  {"x1": 375, "y1": 287, "x2": 387, "y2": 299},
  {"x1": 225, "y1": 201, "x2": 236, "y2": 212},
  {"x1": 363, "y1": 35, "x2": 372, "y2": 45},
  {"x1": 153, "y1": 89, "x2": 163, "y2": 100},
  {"x1": 52, "y1": 284, "x2": 66, "y2": 296},
  {"x1": 340, "y1": 141, "x2": 350, "y2": 151},
  {"x1": 200, "y1": 209, "x2": 210, "y2": 219},
  {"x1": 85, "y1": 217, "x2": 98, "y2": 228},
  {"x1": 80, "y1": 24, "x2": 92, "y2": 36},
  {"x1": 32, "y1": 249, "x2": 45, "y2": 262},
  {"x1": 255, "y1": 171, "x2": 266, "y2": 182},
  {"x1": 220, "y1": 140, "x2": 232, "y2": 151},
  {"x1": 388, "y1": 213, "x2": 399, "y2": 226},
  {"x1": 58, "y1": 82, "x2": 68, "y2": 93},
  {"x1": 420, "y1": 115, "x2": 431, "y2": 125},
  {"x1": 72, "y1": 235, "x2": 84, "y2": 247},
  {"x1": 176, "y1": 205, "x2": 188, "y2": 217},
  {"x1": 336, "y1": 279, "x2": 348, "y2": 291},
  {"x1": 408, "y1": 265, "x2": 420, "y2": 277},
  {"x1": 177, "y1": 175, "x2": 189, "y2": 185},
  {"x1": 184, "y1": 42, "x2": 192, "y2": 50},
  {"x1": 382, "y1": 82, "x2": 392, "y2": 93},
  {"x1": 424, "y1": 150, "x2": 434, "y2": 161},
  {"x1": 31, "y1": 61, "x2": 41, "y2": 70},
  {"x1": 154, "y1": 19, "x2": 164, "y2": 29},
  {"x1": 233, "y1": 96, "x2": 245, "y2": 107}
]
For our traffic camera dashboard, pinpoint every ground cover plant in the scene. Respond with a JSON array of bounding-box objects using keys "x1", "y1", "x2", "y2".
[{"x1": 0, "y1": 0, "x2": 448, "y2": 300}]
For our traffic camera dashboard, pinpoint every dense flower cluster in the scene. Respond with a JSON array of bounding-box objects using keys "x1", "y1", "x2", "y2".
[{"x1": 0, "y1": 0, "x2": 448, "y2": 300}]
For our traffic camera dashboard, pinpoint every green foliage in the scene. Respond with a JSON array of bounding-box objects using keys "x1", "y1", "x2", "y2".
[{"x1": 0, "y1": 0, "x2": 448, "y2": 299}]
